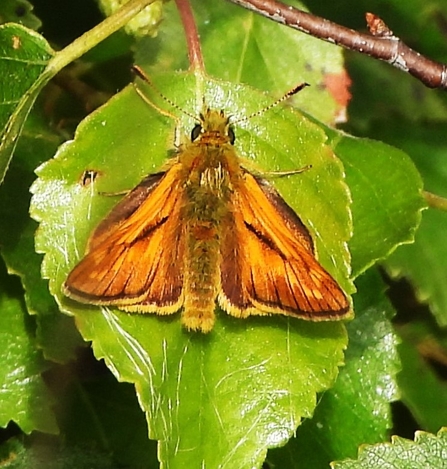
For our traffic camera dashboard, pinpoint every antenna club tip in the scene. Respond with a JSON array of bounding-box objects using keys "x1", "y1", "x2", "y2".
[
  {"x1": 288, "y1": 82, "x2": 310, "y2": 96},
  {"x1": 132, "y1": 65, "x2": 151, "y2": 83}
]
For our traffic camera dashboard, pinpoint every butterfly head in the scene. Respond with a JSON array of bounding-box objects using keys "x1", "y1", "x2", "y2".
[{"x1": 191, "y1": 108, "x2": 235, "y2": 146}]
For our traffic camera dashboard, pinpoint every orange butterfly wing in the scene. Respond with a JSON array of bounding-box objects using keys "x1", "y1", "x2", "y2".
[
  {"x1": 219, "y1": 172, "x2": 350, "y2": 320},
  {"x1": 64, "y1": 163, "x2": 186, "y2": 314}
]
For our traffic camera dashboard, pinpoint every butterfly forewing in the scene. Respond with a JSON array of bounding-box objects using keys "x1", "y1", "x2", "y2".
[{"x1": 64, "y1": 164, "x2": 186, "y2": 312}]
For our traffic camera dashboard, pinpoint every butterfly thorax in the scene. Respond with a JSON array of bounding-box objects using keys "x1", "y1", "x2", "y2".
[{"x1": 179, "y1": 109, "x2": 243, "y2": 205}]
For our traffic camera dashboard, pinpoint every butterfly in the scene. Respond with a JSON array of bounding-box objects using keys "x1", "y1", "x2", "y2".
[{"x1": 64, "y1": 70, "x2": 350, "y2": 333}]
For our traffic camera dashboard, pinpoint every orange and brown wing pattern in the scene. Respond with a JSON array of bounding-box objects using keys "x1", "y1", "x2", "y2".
[
  {"x1": 220, "y1": 172, "x2": 350, "y2": 320},
  {"x1": 64, "y1": 163, "x2": 186, "y2": 313}
]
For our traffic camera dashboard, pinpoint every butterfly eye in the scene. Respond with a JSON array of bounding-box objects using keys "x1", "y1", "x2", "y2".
[
  {"x1": 228, "y1": 126, "x2": 235, "y2": 145},
  {"x1": 191, "y1": 124, "x2": 202, "y2": 141}
]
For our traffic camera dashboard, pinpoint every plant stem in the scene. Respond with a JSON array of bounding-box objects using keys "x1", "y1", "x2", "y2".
[
  {"x1": 174, "y1": 0, "x2": 205, "y2": 108},
  {"x1": 46, "y1": 0, "x2": 157, "y2": 78},
  {"x1": 424, "y1": 191, "x2": 447, "y2": 212},
  {"x1": 175, "y1": 0, "x2": 204, "y2": 72}
]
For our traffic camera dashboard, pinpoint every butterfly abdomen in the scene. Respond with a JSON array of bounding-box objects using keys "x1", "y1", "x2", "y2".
[{"x1": 182, "y1": 221, "x2": 221, "y2": 332}]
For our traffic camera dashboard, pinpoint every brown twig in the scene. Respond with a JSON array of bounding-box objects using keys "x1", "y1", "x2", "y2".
[{"x1": 226, "y1": 0, "x2": 447, "y2": 89}]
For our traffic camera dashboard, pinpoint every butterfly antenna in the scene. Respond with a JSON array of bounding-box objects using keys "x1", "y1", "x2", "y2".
[
  {"x1": 232, "y1": 82, "x2": 310, "y2": 125},
  {"x1": 132, "y1": 65, "x2": 199, "y2": 122}
]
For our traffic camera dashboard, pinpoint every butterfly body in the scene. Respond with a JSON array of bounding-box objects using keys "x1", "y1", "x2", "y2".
[
  {"x1": 64, "y1": 108, "x2": 350, "y2": 332},
  {"x1": 179, "y1": 110, "x2": 240, "y2": 331}
]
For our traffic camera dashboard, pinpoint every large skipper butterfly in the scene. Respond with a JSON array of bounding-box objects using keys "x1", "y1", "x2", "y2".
[{"x1": 64, "y1": 68, "x2": 350, "y2": 332}]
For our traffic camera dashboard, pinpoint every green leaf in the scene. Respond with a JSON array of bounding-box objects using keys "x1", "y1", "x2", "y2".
[
  {"x1": 323, "y1": 128, "x2": 425, "y2": 278},
  {"x1": 0, "y1": 260, "x2": 58, "y2": 435},
  {"x1": 79, "y1": 313, "x2": 347, "y2": 468},
  {"x1": 31, "y1": 71, "x2": 351, "y2": 467},
  {"x1": 377, "y1": 122, "x2": 447, "y2": 327},
  {"x1": 136, "y1": 0, "x2": 349, "y2": 125},
  {"x1": 268, "y1": 268, "x2": 400, "y2": 467},
  {"x1": 332, "y1": 427, "x2": 447, "y2": 469},
  {"x1": 0, "y1": 23, "x2": 54, "y2": 184},
  {"x1": 0, "y1": 108, "x2": 84, "y2": 363}
]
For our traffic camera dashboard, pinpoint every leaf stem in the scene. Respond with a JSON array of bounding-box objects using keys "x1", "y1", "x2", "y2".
[
  {"x1": 424, "y1": 191, "x2": 447, "y2": 212},
  {"x1": 175, "y1": 0, "x2": 204, "y2": 72}
]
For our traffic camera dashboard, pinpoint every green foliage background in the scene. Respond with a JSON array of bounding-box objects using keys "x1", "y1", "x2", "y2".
[{"x1": 0, "y1": 0, "x2": 446, "y2": 468}]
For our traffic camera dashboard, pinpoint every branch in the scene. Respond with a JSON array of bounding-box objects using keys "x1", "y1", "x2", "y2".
[{"x1": 226, "y1": 0, "x2": 447, "y2": 89}]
